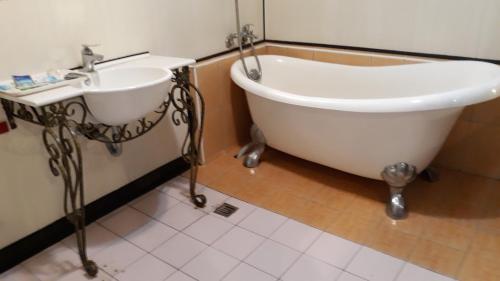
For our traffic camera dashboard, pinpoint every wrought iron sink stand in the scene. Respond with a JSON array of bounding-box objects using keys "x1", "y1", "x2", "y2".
[{"x1": 0, "y1": 66, "x2": 207, "y2": 277}]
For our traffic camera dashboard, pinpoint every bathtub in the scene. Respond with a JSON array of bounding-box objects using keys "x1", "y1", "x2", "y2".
[
  {"x1": 231, "y1": 55, "x2": 500, "y2": 218},
  {"x1": 231, "y1": 55, "x2": 500, "y2": 179}
]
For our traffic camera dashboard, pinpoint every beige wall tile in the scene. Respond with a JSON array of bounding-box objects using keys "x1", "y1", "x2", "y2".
[
  {"x1": 467, "y1": 98, "x2": 500, "y2": 126},
  {"x1": 267, "y1": 46, "x2": 289, "y2": 56},
  {"x1": 409, "y1": 239, "x2": 464, "y2": 277},
  {"x1": 285, "y1": 48, "x2": 315, "y2": 60},
  {"x1": 434, "y1": 120, "x2": 500, "y2": 179},
  {"x1": 370, "y1": 56, "x2": 419, "y2": 66},
  {"x1": 313, "y1": 51, "x2": 372, "y2": 66}
]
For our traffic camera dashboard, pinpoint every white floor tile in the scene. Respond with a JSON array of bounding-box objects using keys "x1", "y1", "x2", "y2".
[
  {"x1": 97, "y1": 205, "x2": 128, "y2": 223},
  {"x1": 238, "y1": 208, "x2": 287, "y2": 237},
  {"x1": 99, "y1": 206, "x2": 178, "y2": 251},
  {"x1": 62, "y1": 223, "x2": 120, "y2": 256},
  {"x1": 93, "y1": 239, "x2": 146, "y2": 276},
  {"x1": 158, "y1": 177, "x2": 207, "y2": 203},
  {"x1": 165, "y1": 271, "x2": 197, "y2": 281},
  {"x1": 223, "y1": 263, "x2": 276, "y2": 281},
  {"x1": 183, "y1": 215, "x2": 234, "y2": 244},
  {"x1": 115, "y1": 254, "x2": 176, "y2": 281},
  {"x1": 212, "y1": 197, "x2": 256, "y2": 224},
  {"x1": 245, "y1": 239, "x2": 301, "y2": 278},
  {"x1": 152, "y1": 232, "x2": 207, "y2": 268},
  {"x1": 126, "y1": 220, "x2": 178, "y2": 252},
  {"x1": 336, "y1": 272, "x2": 367, "y2": 281},
  {"x1": 213, "y1": 226, "x2": 265, "y2": 260},
  {"x1": 0, "y1": 266, "x2": 39, "y2": 281},
  {"x1": 306, "y1": 233, "x2": 361, "y2": 269},
  {"x1": 182, "y1": 248, "x2": 239, "y2": 281},
  {"x1": 156, "y1": 202, "x2": 206, "y2": 230},
  {"x1": 346, "y1": 247, "x2": 404, "y2": 281},
  {"x1": 57, "y1": 268, "x2": 115, "y2": 281},
  {"x1": 22, "y1": 243, "x2": 82, "y2": 281},
  {"x1": 99, "y1": 206, "x2": 151, "y2": 236},
  {"x1": 270, "y1": 219, "x2": 321, "y2": 252},
  {"x1": 396, "y1": 263, "x2": 456, "y2": 281},
  {"x1": 131, "y1": 190, "x2": 180, "y2": 218},
  {"x1": 282, "y1": 255, "x2": 342, "y2": 281}
]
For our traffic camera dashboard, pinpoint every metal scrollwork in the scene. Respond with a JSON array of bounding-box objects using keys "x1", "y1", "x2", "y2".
[
  {"x1": 0, "y1": 65, "x2": 206, "y2": 278},
  {"x1": 169, "y1": 67, "x2": 207, "y2": 208},
  {"x1": 42, "y1": 122, "x2": 98, "y2": 277}
]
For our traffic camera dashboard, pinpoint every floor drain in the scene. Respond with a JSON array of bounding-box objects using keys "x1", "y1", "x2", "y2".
[{"x1": 214, "y1": 203, "x2": 239, "y2": 218}]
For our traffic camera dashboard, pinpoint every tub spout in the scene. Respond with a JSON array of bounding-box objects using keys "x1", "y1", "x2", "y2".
[
  {"x1": 236, "y1": 124, "x2": 266, "y2": 168},
  {"x1": 381, "y1": 163, "x2": 417, "y2": 220}
]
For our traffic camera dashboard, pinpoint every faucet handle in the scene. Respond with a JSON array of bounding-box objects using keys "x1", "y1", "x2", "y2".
[
  {"x1": 242, "y1": 24, "x2": 254, "y2": 32},
  {"x1": 82, "y1": 44, "x2": 100, "y2": 54},
  {"x1": 82, "y1": 43, "x2": 100, "y2": 49}
]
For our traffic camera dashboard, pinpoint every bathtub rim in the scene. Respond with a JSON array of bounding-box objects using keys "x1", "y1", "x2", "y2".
[{"x1": 231, "y1": 55, "x2": 500, "y2": 113}]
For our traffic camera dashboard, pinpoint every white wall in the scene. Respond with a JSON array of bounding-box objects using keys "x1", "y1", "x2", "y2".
[
  {"x1": 0, "y1": 0, "x2": 263, "y2": 248},
  {"x1": 265, "y1": 0, "x2": 500, "y2": 60},
  {"x1": 0, "y1": 0, "x2": 264, "y2": 80}
]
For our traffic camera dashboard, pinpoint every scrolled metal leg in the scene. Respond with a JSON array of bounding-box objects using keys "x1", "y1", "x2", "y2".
[
  {"x1": 381, "y1": 162, "x2": 417, "y2": 220},
  {"x1": 170, "y1": 67, "x2": 207, "y2": 208},
  {"x1": 42, "y1": 123, "x2": 97, "y2": 277},
  {"x1": 236, "y1": 124, "x2": 266, "y2": 168}
]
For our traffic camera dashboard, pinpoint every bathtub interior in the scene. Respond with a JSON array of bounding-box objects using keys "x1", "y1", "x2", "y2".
[{"x1": 240, "y1": 55, "x2": 500, "y2": 100}]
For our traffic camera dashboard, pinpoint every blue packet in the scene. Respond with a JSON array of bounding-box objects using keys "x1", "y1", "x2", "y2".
[
  {"x1": 12, "y1": 75, "x2": 35, "y2": 90},
  {"x1": 0, "y1": 84, "x2": 11, "y2": 91}
]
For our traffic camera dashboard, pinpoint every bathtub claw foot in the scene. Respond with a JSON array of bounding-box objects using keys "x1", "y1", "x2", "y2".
[
  {"x1": 420, "y1": 166, "x2": 440, "y2": 182},
  {"x1": 236, "y1": 124, "x2": 266, "y2": 168},
  {"x1": 381, "y1": 163, "x2": 417, "y2": 220}
]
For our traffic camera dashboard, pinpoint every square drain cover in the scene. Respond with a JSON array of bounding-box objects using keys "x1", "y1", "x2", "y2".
[{"x1": 214, "y1": 203, "x2": 239, "y2": 218}]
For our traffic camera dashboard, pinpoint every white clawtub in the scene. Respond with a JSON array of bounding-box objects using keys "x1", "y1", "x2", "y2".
[{"x1": 231, "y1": 55, "x2": 500, "y2": 219}]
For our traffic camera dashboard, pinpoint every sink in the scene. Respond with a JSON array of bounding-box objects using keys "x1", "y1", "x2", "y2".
[{"x1": 83, "y1": 67, "x2": 173, "y2": 126}]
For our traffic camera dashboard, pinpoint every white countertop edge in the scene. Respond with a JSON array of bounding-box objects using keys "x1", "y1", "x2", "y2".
[{"x1": 0, "y1": 53, "x2": 196, "y2": 107}]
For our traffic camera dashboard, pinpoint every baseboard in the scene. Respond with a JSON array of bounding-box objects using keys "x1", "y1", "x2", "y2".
[
  {"x1": 0, "y1": 157, "x2": 189, "y2": 274},
  {"x1": 265, "y1": 39, "x2": 500, "y2": 65}
]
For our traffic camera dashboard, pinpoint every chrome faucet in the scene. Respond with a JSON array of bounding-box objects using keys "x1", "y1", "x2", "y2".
[
  {"x1": 225, "y1": 0, "x2": 263, "y2": 81},
  {"x1": 81, "y1": 44, "x2": 104, "y2": 72},
  {"x1": 225, "y1": 24, "x2": 258, "y2": 49}
]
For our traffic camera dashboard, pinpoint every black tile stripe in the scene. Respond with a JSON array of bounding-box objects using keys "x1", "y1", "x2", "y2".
[{"x1": 265, "y1": 40, "x2": 500, "y2": 65}]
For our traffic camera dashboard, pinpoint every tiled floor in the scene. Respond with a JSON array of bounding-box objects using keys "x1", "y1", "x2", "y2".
[
  {"x1": 1, "y1": 176, "x2": 457, "y2": 281},
  {"x1": 194, "y1": 146, "x2": 500, "y2": 281}
]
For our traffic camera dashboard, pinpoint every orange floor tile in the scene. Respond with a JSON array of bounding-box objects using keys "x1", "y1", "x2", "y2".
[{"x1": 195, "y1": 146, "x2": 500, "y2": 280}]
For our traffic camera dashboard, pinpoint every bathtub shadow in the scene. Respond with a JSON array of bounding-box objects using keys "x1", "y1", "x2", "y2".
[{"x1": 259, "y1": 148, "x2": 500, "y2": 222}]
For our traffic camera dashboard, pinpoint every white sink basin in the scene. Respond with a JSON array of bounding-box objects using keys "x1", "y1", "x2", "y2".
[{"x1": 83, "y1": 67, "x2": 173, "y2": 126}]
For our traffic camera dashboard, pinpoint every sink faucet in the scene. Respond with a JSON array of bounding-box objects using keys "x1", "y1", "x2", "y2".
[{"x1": 81, "y1": 44, "x2": 104, "y2": 72}]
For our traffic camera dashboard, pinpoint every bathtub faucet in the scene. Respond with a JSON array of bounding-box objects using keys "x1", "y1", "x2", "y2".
[{"x1": 226, "y1": 0, "x2": 262, "y2": 81}]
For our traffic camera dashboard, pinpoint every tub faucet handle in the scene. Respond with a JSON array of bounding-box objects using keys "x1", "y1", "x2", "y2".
[{"x1": 242, "y1": 24, "x2": 257, "y2": 39}]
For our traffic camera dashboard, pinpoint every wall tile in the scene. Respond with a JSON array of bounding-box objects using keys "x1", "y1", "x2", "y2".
[
  {"x1": 313, "y1": 51, "x2": 372, "y2": 66},
  {"x1": 370, "y1": 57, "x2": 419, "y2": 66},
  {"x1": 434, "y1": 120, "x2": 500, "y2": 179},
  {"x1": 467, "y1": 98, "x2": 500, "y2": 126}
]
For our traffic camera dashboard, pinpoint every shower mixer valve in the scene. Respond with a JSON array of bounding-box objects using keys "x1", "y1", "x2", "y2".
[{"x1": 225, "y1": 24, "x2": 258, "y2": 49}]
